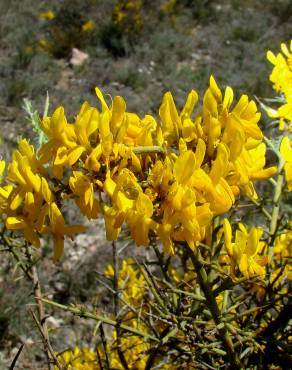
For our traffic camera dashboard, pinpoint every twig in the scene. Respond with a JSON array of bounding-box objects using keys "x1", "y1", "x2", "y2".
[
  {"x1": 31, "y1": 262, "x2": 63, "y2": 370},
  {"x1": 186, "y1": 245, "x2": 243, "y2": 369},
  {"x1": 29, "y1": 309, "x2": 63, "y2": 370},
  {"x1": 99, "y1": 324, "x2": 110, "y2": 370},
  {"x1": 140, "y1": 263, "x2": 169, "y2": 316},
  {"x1": 9, "y1": 343, "x2": 24, "y2": 370},
  {"x1": 268, "y1": 174, "x2": 284, "y2": 261},
  {"x1": 246, "y1": 196, "x2": 272, "y2": 221},
  {"x1": 1, "y1": 235, "x2": 32, "y2": 280},
  {"x1": 40, "y1": 298, "x2": 160, "y2": 342},
  {"x1": 26, "y1": 244, "x2": 56, "y2": 370},
  {"x1": 112, "y1": 240, "x2": 129, "y2": 369}
]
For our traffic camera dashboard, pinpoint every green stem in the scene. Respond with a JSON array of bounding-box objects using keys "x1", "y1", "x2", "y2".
[
  {"x1": 40, "y1": 298, "x2": 159, "y2": 342},
  {"x1": 132, "y1": 146, "x2": 166, "y2": 155},
  {"x1": 268, "y1": 174, "x2": 284, "y2": 261},
  {"x1": 187, "y1": 245, "x2": 242, "y2": 369},
  {"x1": 2, "y1": 236, "x2": 33, "y2": 280},
  {"x1": 224, "y1": 306, "x2": 264, "y2": 323},
  {"x1": 112, "y1": 241, "x2": 129, "y2": 370},
  {"x1": 247, "y1": 196, "x2": 272, "y2": 221},
  {"x1": 140, "y1": 266, "x2": 169, "y2": 315}
]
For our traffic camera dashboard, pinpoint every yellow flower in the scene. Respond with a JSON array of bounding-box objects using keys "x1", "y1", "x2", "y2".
[
  {"x1": 0, "y1": 184, "x2": 13, "y2": 213},
  {"x1": 69, "y1": 171, "x2": 99, "y2": 219},
  {"x1": 105, "y1": 258, "x2": 145, "y2": 305},
  {"x1": 223, "y1": 219, "x2": 268, "y2": 279},
  {"x1": 46, "y1": 203, "x2": 85, "y2": 260},
  {"x1": 267, "y1": 41, "x2": 292, "y2": 95},
  {"x1": 39, "y1": 10, "x2": 55, "y2": 20},
  {"x1": 55, "y1": 347, "x2": 98, "y2": 369},
  {"x1": 280, "y1": 136, "x2": 292, "y2": 191},
  {"x1": 6, "y1": 193, "x2": 48, "y2": 247},
  {"x1": 103, "y1": 169, "x2": 157, "y2": 246},
  {"x1": 39, "y1": 107, "x2": 85, "y2": 177},
  {"x1": 74, "y1": 102, "x2": 99, "y2": 150},
  {"x1": 3, "y1": 140, "x2": 53, "y2": 247},
  {"x1": 110, "y1": 330, "x2": 149, "y2": 369},
  {"x1": 267, "y1": 40, "x2": 292, "y2": 131},
  {"x1": 159, "y1": 89, "x2": 198, "y2": 147},
  {"x1": 274, "y1": 228, "x2": 292, "y2": 261},
  {"x1": 81, "y1": 20, "x2": 95, "y2": 32}
]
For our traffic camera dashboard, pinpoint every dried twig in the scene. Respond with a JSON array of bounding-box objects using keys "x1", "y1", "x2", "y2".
[
  {"x1": 29, "y1": 309, "x2": 63, "y2": 370},
  {"x1": 9, "y1": 343, "x2": 24, "y2": 370}
]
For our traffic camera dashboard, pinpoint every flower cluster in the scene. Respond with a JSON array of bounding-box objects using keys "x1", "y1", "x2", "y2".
[
  {"x1": 0, "y1": 140, "x2": 84, "y2": 259},
  {"x1": 112, "y1": 0, "x2": 143, "y2": 34},
  {"x1": 56, "y1": 347, "x2": 98, "y2": 370},
  {"x1": 266, "y1": 41, "x2": 292, "y2": 191},
  {"x1": 0, "y1": 77, "x2": 277, "y2": 259},
  {"x1": 105, "y1": 258, "x2": 145, "y2": 306},
  {"x1": 222, "y1": 219, "x2": 268, "y2": 279},
  {"x1": 267, "y1": 40, "x2": 292, "y2": 131}
]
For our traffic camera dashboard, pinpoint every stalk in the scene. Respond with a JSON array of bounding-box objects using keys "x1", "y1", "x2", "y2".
[
  {"x1": 187, "y1": 245, "x2": 243, "y2": 369},
  {"x1": 40, "y1": 298, "x2": 159, "y2": 342}
]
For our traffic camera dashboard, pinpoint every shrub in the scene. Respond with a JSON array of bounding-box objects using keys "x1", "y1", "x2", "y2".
[{"x1": 0, "y1": 40, "x2": 291, "y2": 369}]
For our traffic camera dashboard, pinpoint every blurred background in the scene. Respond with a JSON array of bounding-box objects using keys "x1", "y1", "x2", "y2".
[{"x1": 0, "y1": 0, "x2": 291, "y2": 368}]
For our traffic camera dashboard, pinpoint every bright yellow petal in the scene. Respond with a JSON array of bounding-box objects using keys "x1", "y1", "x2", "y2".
[
  {"x1": 50, "y1": 106, "x2": 67, "y2": 136},
  {"x1": 136, "y1": 192, "x2": 153, "y2": 217},
  {"x1": 280, "y1": 136, "x2": 292, "y2": 162},
  {"x1": 95, "y1": 87, "x2": 109, "y2": 112},
  {"x1": 209, "y1": 143, "x2": 229, "y2": 184},
  {"x1": 238, "y1": 254, "x2": 249, "y2": 278},
  {"x1": 10, "y1": 190, "x2": 24, "y2": 210},
  {"x1": 180, "y1": 90, "x2": 198, "y2": 119},
  {"x1": 6, "y1": 216, "x2": 26, "y2": 230},
  {"x1": 209, "y1": 75, "x2": 222, "y2": 102},
  {"x1": 251, "y1": 166, "x2": 277, "y2": 180},
  {"x1": 0, "y1": 160, "x2": 5, "y2": 181},
  {"x1": 222, "y1": 86, "x2": 234, "y2": 110},
  {"x1": 223, "y1": 218, "x2": 233, "y2": 255},
  {"x1": 41, "y1": 178, "x2": 52, "y2": 203},
  {"x1": 267, "y1": 50, "x2": 277, "y2": 65},
  {"x1": 66, "y1": 146, "x2": 85, "y2": 165},
  {"x1": 53, "y1": 236, "x2": 64, "y2": 260},
  {"x1": 49, "y1": 202, "x2": 65, "y2": 233},
  {"x1": 174, "y1": 151, "x2": 196, "y2": 185},
  {"x1": 111, "y1": 95, "x2": 126, "y2": 136}
]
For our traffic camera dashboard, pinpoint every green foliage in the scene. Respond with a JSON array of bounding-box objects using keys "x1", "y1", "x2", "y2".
[
  {"x1": 39, "y1": 0, "x2": 96, "y2": 58},
  {"x1": 6, "y1": 79, "x2": 27, "y2": 106},
  {"x1": 99, "y1": 21, "x2": 128, "y2": 57}
]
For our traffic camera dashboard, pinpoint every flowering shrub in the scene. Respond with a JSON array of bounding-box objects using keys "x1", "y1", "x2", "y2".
[
  {"x1": 38, "y1": 3, "x2": 95, "y2": 58},
  {"x1": 100, "y1": 0, "x2": 144, "y2": 57},
  {"x1": 1, "y1": 41, "x2": 291, "y2": 369},
  {"x1": 113, "y1": 0, "x2": 143, "y2": 34}
]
